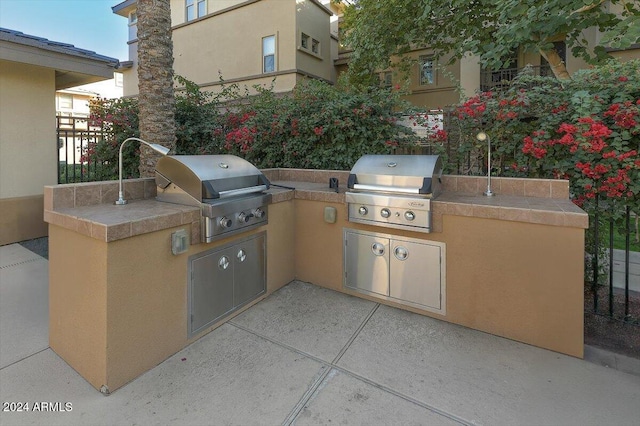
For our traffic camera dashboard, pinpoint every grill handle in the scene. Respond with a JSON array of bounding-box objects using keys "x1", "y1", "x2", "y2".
[
  {"x1": 351, "y1": 183, "x2": 420, "y2": 194},
  {"x1": 217, "y1": 185, "x2": 268, "y2": 199}
]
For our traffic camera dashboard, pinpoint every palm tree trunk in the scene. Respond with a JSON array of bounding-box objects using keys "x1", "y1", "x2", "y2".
[
  {"x1": 137, "y1": 0, "x2": 176, "y2": 177},
  {"x1": 540, "y1": 48, "x2": 571, "y2": 80}
]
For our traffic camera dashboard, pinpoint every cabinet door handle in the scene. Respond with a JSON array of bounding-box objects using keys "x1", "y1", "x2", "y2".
[
  {"x1": 394, "y1": 246, "x2": 409, "y2": 261},
  {"x1": 218, "y1": 255, "x2": 230, "y2": 270},
  {"x1": 371, "y1": 242, "x2": 385, "y2": 256},
  {"x1": 237, "y1": 249, "x2": 246, "y2": 262}
]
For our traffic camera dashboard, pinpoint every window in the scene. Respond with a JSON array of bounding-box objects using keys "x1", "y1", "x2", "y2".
[
  {"x1": 381, "y1": 72, "x2": 392, "y2": 88},
  {"x1": 115, "y1": 72, "x2": 124, "y2": 88},
  {"x1": 129, "y1": 11, "x2": 137, "y2": 24},
  {"x1": 262, "y1": 35, "x2": 276, "y2": 73},
  {"x1": 419, "y1": 56, "x2": 435, "y2": 85},
  {"x1": 299, "y1": 31, "x2": 321, "y2": 57},
  {"x1": 58, "y1": 94, "x2": 73, "y2": 110},
  {"x1": 186, "y1": 0, "x2": 206, "y2": 22}
]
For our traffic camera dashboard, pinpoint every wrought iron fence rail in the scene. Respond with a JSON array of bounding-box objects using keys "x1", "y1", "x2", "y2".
[{"x1": 57, "y1": 115, "x2": 109, "y2": 184}]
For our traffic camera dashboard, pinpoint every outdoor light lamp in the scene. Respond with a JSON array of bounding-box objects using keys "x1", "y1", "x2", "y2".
[
  {"x1": 476, "y1": 131, "x2": 494, "y2": 197},
  {"x1": 116, "y1": 137, "x2": 170, "y2": 205}
]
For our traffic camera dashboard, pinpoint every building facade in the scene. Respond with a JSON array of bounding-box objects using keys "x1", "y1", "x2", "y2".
[
  {"x1": 0, "y1": 28, "x2": 118, "y2": 245},
  {"x1": 113, "y1": 0, "x2": 339, "y2": 98},
  {"x1": 113, "y1": 1, "x2": 638, "y2": 109}
]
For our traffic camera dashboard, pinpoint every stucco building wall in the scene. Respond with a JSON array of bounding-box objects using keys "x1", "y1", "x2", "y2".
[{"x1": 0, "y1": 60, "x2": 56, "y2": 244}]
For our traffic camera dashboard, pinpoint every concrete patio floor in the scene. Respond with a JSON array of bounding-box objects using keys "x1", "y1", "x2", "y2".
[{"x1": 1, "y1": 242, "x2": 639, "y2": 426}]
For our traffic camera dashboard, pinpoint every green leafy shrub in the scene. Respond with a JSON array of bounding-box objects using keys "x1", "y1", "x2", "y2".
[{"x1": 213, "y1": 79, "x2": 416, "y2": 170}]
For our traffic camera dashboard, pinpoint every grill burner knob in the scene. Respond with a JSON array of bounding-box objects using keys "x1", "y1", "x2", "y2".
[
  {"x1": 219, "y1": 217, "x2": 232, "y2": 228},
  {"x1": 380, "y1": 208, "x2": 391, "y2": 218},
  {"x1": 404, "y1": 211, "x2": 415, "y2": 221},
  {"x1": 237, "y1": 212, "x2": 250, "y2": 223},
  {"x1": 358, "y1": 206, "x2": 368, "y2": 216},
  {"x1": 252, "y1": 208, "x2": 266, "y2": 219}
]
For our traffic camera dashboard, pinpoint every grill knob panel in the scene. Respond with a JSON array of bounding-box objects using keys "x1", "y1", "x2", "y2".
[
  {"x1": 404, "y1": 211, "x2": 415, "y2": 221},
  {"x1": 358, "y1": 206, "x2": 368, "y2": 216},
  {"x1": 219, "y1": 217, "x2": 232, "y2": 228},
  {"x1": 380, "y1": 208, "x2": 391, "y2": 218}
]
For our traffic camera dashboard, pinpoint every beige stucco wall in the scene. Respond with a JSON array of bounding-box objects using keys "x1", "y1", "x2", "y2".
[
  {"x1": 610, "y1": 48, "x2": 640, "y2": 62},
  {"x1": 0, "y1": 60, "x2": 56, "y2": 198},
  {"x1": 49, "y1": 200, "x2": 295, "y2": 391},
  {"x1": 294, "y1": 199, "x2": 584, "y2": 358},
  {"x1": 0, "y1": 60, "x2": 56, "y2": 244},
  {"x1": 123, "y1": 0, "x2": 333, "y2": 97},
  {"x1": 295, "y1": 0, "x2": 333, "y2": 82},
  {"x1": 172, "y1": 0, "x2": 296, "y2": 90}
]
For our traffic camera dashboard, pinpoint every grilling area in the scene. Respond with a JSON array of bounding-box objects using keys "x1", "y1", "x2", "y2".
[{"x1": 41, "y1": 157, "x2": 592, "y2": 398}]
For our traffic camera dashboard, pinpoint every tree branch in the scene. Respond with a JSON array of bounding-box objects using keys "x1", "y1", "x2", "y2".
[{"x1": 570, "y1": 0, "x2": 606, "y2": 16}]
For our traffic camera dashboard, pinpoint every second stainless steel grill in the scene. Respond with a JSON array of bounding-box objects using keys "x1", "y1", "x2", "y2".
[
  {"x1": 155, "y1": 155, "x2": 271, "y2": 243},
  {"x1": 346, "y1": 154, "x2": 443, "y2": 233}
]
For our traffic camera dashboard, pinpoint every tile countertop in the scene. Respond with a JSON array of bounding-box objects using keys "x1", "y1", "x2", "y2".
[{"x1": 44, "y1": 175, "x2": 588, "y2": 243}]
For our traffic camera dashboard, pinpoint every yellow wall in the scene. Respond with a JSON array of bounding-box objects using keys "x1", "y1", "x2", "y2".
[{"x1": 0, "y1": 60, "x2": 56, "y2": 243}]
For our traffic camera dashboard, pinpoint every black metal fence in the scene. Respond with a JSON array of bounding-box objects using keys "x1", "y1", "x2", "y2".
[
  {"x1": 56, "y1": 115, "x2": 110, "y2": 184},
  {"x1": 480, "y1": 65, "x2": 552, "y2": 92},
  {"x1": 589, "y1": 202, "x2": 639, "y2": 323},
  {"x1": 395, "y1": 120, "x2": 639, "y2": 329}
]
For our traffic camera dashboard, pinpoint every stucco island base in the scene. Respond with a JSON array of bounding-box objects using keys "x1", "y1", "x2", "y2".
[{"x1": 46, "y1": 175, "x2": 586, "y2": 392}]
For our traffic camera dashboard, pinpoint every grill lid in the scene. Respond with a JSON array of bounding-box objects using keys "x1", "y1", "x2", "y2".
[
  {"x1": 155, "y1": 155, "x2": 270, "y2": 203},
  {"x1": 347, "y1": 155, "x2": 443, "y2": 197}
]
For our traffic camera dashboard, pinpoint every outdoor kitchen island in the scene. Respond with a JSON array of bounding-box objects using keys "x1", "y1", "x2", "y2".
[{"x1": 44, "y1": 170, "x2": 588, "y2": 393}]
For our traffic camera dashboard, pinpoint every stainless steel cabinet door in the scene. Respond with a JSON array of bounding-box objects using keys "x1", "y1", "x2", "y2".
[
  {"x1": 389, "y1": 239, "x2": 441, "y2": 309},
  {"x1": 233, "y1": 233, "x2": 266, "y2": 307},
  {"x1": 190, "y1": 247, "x2": 235, "y2": 334},
  {"x1": 344, "y1": 230, "x2": 389, "y2": 296}
]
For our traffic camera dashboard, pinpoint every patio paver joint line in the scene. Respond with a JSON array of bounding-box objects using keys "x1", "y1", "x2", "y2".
[{"x1": 331, "y1": 303, "x2": 380, "y2": 365}]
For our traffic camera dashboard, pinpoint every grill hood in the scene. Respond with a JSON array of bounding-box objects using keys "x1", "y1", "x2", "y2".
[
  {"x1": 347, "y1": 155, "x2": 443, "y2": 198},
  {"x1": 155, "y1": 155, "x2": 270, "y2": 205}
]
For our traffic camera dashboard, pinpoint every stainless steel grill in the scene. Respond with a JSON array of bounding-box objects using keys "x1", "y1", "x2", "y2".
[
  {"x1": 346, "y1": 154, "x2": 443, "y2": 233},
  {"x1": 155, "y1": 155, "x2": 271, "y2": 243}
]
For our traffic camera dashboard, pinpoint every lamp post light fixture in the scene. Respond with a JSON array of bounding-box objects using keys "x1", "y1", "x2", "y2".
[
  {"x1": 476, "y1": 131, "x2": 494, "y2": 197},
  {"x1": 115, "y1": 137, "x2": 170, "y2": 205}
]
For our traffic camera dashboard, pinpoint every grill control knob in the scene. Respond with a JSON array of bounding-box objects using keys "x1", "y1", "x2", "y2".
[
  {"x1": 237, "y1": 212, "x2": 250, "y2": 223},
  {"x1": 380, "y1": 208, "x2": 391, "y2": 218},
  {"x1": 252, "y1": 208, "x2": 266, "y2": 219},
  {"x1": 358, "y1": 206, "x2": 368, "y2": 216},
  {"x1": 404, "y1": 211, "x2": 415, "y2": 221},
  {"x1": 219, "y1": 217, "x2": 232, "y2": 228}
]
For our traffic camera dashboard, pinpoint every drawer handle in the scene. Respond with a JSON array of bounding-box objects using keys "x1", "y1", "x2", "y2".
[
  {"x1": 371, "y1": 242, "x2": 385, "y2": 256},
  {"x1": 237, "y1": 249, "x2": 246, "y2": 262},
  {"x1": 218, "y1": 255, "x2": 230, "y2": 270},
  {"x1": 394, "y1": 246, "x2": 409, "y2": 261}
]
